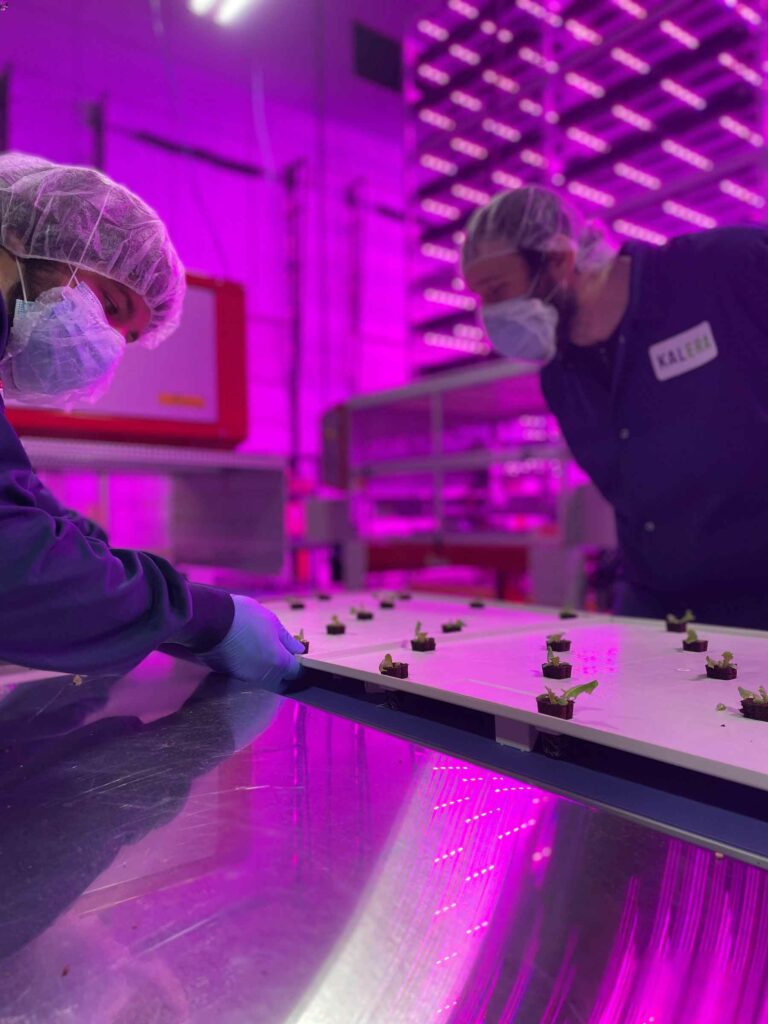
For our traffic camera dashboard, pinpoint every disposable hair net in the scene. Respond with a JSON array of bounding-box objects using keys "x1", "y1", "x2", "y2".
[
  {"x1": 462, "y1": 185, "x2": 616, "y2": 275},
  {"x1": 0, "y1": 152, "x2": 185, "y2": 348}
]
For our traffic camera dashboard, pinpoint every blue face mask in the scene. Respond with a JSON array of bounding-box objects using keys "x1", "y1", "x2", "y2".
[
  {"x1": 2, "y1": 269, "x2": 125, "y2": 410},
  {"x1": 481, "y1": 297, "x2": 560, "y2": 366}
]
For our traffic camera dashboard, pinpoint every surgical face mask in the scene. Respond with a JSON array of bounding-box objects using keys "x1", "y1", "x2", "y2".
[
  {"x1": 1, "y1": 265, "x2": 125, "y2": 410},
  {"x1": 481, "y1": 297, "x2": 559, "y2": 366}
]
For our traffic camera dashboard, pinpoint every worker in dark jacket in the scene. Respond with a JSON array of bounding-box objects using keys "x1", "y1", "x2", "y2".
[
  {"x1": 0, "y1": 152, "x2": 302, "y2": 684},
  {"x1": 463, "y1": 184, "x2": 768, "y2": 629}
]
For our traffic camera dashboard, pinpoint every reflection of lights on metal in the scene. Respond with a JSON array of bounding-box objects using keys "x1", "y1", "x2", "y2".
[
  {"x1": 663, "y1": 200, "x2": 717, "y2": 229},
  {"x1": 720, "y1": 179, "x2": 765, "y2": 208},
  {"x1": 614, "y1": 162, "x2": 661, "y2": 190},
  {"x1": 611, "y1": 47, "x2": 650, "y2": 74},
  {"x1": 613, "y1": 220, "x2": 668, "y2": 246},
  {"x1": 661, "y1": 139, "x2": 713, "y2": 171},
  {"x1": 661, "y1": 78, "x2": 707, "y2": 110}
]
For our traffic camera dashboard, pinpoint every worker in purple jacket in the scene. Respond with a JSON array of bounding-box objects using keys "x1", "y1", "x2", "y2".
[
  {"x1": 0, "y1": 152, "x2": 302, "y2": 686},
  {"x1": 463, "y1": 184, "x2": 768, "y2": 630}
]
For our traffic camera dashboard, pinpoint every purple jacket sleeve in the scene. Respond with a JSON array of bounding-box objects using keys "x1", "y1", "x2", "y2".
[
  {"x1": 23, "y1": 473, "x2": 110, "y2": 545},
  {"x1": 0, "y1": 408, "x2": 235, "y2": 675}
]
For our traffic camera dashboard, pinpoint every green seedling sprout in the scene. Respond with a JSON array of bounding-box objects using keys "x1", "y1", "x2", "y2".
[
  {"x1": 380, "y1": 653, "x2": 395, "y2": 672},
  {"x1": 716, "y1": 703, "x2": 727, "y2": 712},
  {"x1": 444, "y1": 619, "x2": 466, "y2": 629},
  {"x1": 685, "y1": 628, "x2": 699, "y2": 643},
  {"x1": 738, "y1": 686, "x2": 768, "y2": 704},
  {"x1": 546, "y1": 647, "x2": 561, "y2": 667},
  {"x1": 707, "y1": 651, "x2": 735, "y2": 670},
  {"x1": 330, "y1": 614, "x2": 343, "y2": 627},
  {"x1": 414, "y1": 621, "x2": 430, "y2": 642},
  {"x1": 350, "y1": 605, "x2": 368, "y2": 615},
  {"x1": 667, "y1": 609, "x2": 695, "y2": 625},
  {"x1": 547, "y1": 633, "x2": 565, "y2": 643},
  {"x1": 539, "y1": 680, "x2": 599, "y2": 705},
  {"x1": 295, "y1": 628, "x2": 306, "y2": 642}
]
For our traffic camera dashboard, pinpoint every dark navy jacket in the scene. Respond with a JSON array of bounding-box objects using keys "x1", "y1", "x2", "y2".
[
  {"x1": 0, "y1": 295, "x2": 234, "y2": 674},
  {"x1": 541, "y1": 228, "x2": 768, "y2": 617}
]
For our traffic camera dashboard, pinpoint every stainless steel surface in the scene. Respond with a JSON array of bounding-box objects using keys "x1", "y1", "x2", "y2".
[{"x1": 1, "y1": 655, "x2": 767, "y2": 1023}]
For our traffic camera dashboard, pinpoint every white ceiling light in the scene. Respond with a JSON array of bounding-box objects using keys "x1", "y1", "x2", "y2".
[{"x1": 188, "y1": 0, "x2": 260, "y2": 24}]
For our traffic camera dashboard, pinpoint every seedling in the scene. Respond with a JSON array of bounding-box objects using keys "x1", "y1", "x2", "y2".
[
  {"x1": 442, "y1": 619, "x2": 466, "y2": 633},
  {"x1": 542, "y1": 645, "x2": 572, "y2": 680},
  {"x1": 326, "y1": 615, "x2": 346, "y2": 636},
  {"x1": 293, "y1": 628, "x2": 310, "y2": 654},
  {"x1": 411, "y1": 621, "x2": 437, "y2": 653},
  {"x1": 559, "y1": 607, "x2": 578, "y2": 620},
  {"x1": 682, "y1": 628, "x2": 708, "y2": 653},
  {"x1": 379, "y1": 653, "x2": 408, "y2": 679},
  {"x1": 351, "y1": 605, "x2": 374, "y2": 621},
  {"x1": 716, "y1": 703, "x2": 727, "y2": 712},
  {"x1": 666, "y1": 609, "x2": 694, "y2": 633},
  {"x1": 469, "y1": 599, "x2": 485, "y2": 609},
  {"x1": 738, "y1": 686, "x2": 768, "y2": 721},
  {"x1": 536, "y1": 680, "x2": 598, "y2": 720},
  {"x1": 546, "y1": 632, "x2": 571, "y2": 653},
  {"x1": 289, "y1": 598, "x2": 305, "y2": 610},
  {"x1": 379, "y1": 594, "x2": 396, "y2": 609},
  {"x1": 706, "y1": 650, "x2": 737, "y2": 680}
]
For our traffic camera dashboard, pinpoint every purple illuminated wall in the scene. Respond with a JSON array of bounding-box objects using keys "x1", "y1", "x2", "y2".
[
  {"x1": 407, "y1": 0, "x2": 768, "y2": 369},
  {"x1": 0, "y1": 0, "x2": 411, "y2": 460}
]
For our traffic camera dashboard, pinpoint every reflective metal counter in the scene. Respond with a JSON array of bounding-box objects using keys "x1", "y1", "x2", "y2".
[{"x1": 1, "y1": 655, "x2": 767, "y2": 1023}]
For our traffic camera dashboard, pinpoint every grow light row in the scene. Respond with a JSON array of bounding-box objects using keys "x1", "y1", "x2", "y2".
[{"x1": 406, "y1": 0, "x2": 767, "y2": 363}]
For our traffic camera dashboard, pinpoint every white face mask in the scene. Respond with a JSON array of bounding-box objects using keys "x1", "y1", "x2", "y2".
[
  {"x1": 481, "y1": 296, "x2": 559, "y2": 366},
  {"x1": 2, "y1": 263, "x2": 125, "y2": 410}
]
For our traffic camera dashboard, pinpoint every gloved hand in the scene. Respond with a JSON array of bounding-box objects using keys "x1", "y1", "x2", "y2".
[{"x1": 195, "y1": 596, "x2": 305, "y2": 691}]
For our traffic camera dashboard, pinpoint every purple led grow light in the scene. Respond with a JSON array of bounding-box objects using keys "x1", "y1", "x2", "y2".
[{"x1": 406, "y1": 0, "x2": 767, "y2": 369}]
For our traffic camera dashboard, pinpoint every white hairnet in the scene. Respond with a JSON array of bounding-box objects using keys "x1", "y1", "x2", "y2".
[
  {"x1": 462, "y1": 184, "x2": 616, "y2": 275},
  {"x1": 0, "y1": 152, "x2": 185, "y2": 348}
]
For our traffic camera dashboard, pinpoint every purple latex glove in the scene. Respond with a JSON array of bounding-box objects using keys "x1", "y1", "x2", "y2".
[{"x1": 196, "y1": 596, "x2": 304, "y2": 691}]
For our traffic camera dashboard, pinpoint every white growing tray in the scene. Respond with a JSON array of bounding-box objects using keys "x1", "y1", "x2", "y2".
[{"x1": 265, "y1": 593, "x2": 768, "y2": 793}]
